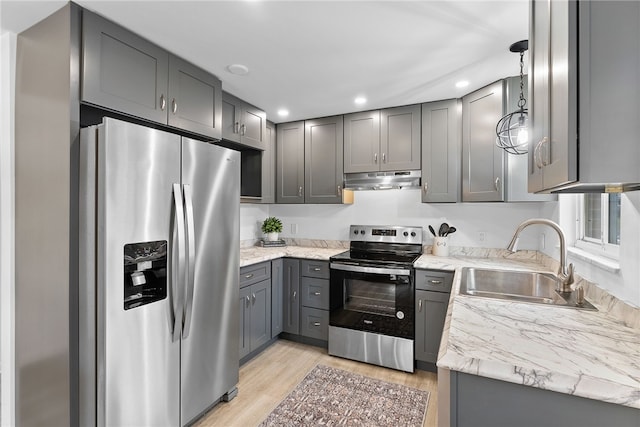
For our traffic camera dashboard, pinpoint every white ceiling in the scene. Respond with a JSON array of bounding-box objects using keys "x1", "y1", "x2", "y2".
[{"x1": 1, "y1": 0, "x2": 529, "y2": 123}]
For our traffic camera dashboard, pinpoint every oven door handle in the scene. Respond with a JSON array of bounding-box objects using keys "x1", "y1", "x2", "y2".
[{"x1": 330, "y1": 263, "x2": 411, "y2": 276}]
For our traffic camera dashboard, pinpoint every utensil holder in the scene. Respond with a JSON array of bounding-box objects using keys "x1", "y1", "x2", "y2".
[{"x1": 432, "y1": 236, "x2": 449, "y2": 257}]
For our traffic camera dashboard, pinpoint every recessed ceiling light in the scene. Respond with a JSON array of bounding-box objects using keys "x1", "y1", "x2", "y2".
[
  {"x1": 227, "y1": 64, "x2": 249, "y2": 76},
  {"x1": 277, "y1": 109, "x2": 289, "y2": 117},
  {"x1": 455, "y1": 80, "x2": 470, "y2": 88},
  {"x1": 354, "y1": 96, "x2": 367, "y2": 105}
]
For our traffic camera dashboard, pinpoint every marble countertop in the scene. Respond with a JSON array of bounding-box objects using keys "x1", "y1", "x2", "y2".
[
  {"x1": 239, "y1": 245, "x2": 346, "y2": 267},
  {"x1": 415, "y1": 253, "x2": 640, "y2": 409}
]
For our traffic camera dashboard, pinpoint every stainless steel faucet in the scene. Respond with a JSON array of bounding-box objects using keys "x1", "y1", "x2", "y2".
[{"x1": 507, "y1": 218, "x2": 575, "y2": 292}]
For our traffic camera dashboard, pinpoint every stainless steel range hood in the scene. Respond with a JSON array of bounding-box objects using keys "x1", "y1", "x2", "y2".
[{"x1": 344, "y1": 170, "x2": 421, "y2": 190}]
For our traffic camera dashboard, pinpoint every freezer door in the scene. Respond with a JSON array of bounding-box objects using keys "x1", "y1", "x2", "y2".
[
  {"x1": 180, "y1": 138, "x2": 240, "y2": 424},
  {"x1": 98, "y1": 118, "x2": 181, "y2": 426}
]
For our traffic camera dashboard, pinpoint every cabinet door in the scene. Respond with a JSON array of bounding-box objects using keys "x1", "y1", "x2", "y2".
[
  {"x1": 300, "y1": 277, "x2": 330, "y2": 310},
  {"x1": 239, "y1": 286, "x2": 251, "y2": 359},
  {"x1": 261, "y1": 121, "x2": 276, "y2": 204},
  {"x1": 282, "y1": 259, "x2": 300, "y2": 334},
  {"x1": 462, "y1": 80, "x2": 505, "y2": 202},
  {"x1": 300, "y1": 307, "x2": 329, "y2": 341},
  {"x1": 415, "y1": 290, "x2": 450, "y2": 363},
  {"x1": 276, "y1": 122, "x2": 305, "y2": 204},
  {"x1": 380, "y1": 104, "x2": 421, "y2": 171},
  {"x1": 421, "y1": 99, "x2": 461, "y2": 203},
  {"x1": 221, "y1": 92, "x2": 242, "y2": 143},
  {"x1": 249, "y1": 280, "x2": 271, "y2": 351},
  {"x1": 344, "y1": 110, "x2": 380, "y2": 173},
  {"x1": 82, "y1": 11, "x2": 169, "y2": 124},
  {"x1": 271, "y1": 259, "x2": 283, "y2": 338},
  {"x1": 304, "y1": 116, "x2": 344, "y2": 204},
  {"x1": 241, "y1": 105, "x2": 267, "y2": 150},
  {"x1": 167, "y1": 55, "x2": 222, "y2": 140}
]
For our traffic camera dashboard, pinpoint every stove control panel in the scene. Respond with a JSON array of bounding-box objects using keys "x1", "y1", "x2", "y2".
[{"x1": 349, "y1": 225, "x2": 423, "y2": 245}]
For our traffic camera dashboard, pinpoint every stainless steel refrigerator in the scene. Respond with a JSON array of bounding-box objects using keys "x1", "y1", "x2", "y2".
[{"x1": 79, "y1": 117, "x2": 240, "y2": 426}]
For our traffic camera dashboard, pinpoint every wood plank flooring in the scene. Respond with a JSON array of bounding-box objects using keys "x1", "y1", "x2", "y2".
[{"x1": 194, "y1": 339, "x2": 438, "y2": 427}]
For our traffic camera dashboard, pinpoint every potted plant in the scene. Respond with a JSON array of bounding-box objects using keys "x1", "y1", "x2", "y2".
[{"x1": 261, "y1": 216, "x2": 283, "y2": 241}]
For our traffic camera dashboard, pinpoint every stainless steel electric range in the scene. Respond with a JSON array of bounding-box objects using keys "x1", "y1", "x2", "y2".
[{"x1": 328, "y1": 224, "x2": 423, "y2": 372}]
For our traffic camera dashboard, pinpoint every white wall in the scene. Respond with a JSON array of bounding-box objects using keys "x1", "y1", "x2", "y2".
[
  {"x1": 1, "y1": 31, "x2": 16, "y2": 427},
  {"x1": 240, "y1": 203, "x2": 270, "y2": 241},
  {"x1": 268, "y1": 190, "x2": 552, "y2": 250}
]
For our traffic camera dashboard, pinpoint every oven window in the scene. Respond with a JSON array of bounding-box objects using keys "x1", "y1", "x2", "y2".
[{"x1": 344, "y1": 276, "x2": 407, "y2": 317}]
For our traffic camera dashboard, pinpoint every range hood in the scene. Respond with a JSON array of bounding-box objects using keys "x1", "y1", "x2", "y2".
[{"x1": 344, "y1": 171, "x2": 421, "y2": 190}]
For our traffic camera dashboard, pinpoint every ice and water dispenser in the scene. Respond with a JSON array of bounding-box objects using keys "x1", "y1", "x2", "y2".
[{"x1": 124, "y1": 240, "x2": 168, "y2": 310}]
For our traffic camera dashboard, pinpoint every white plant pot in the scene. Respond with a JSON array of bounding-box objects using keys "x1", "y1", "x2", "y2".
[{"x1": 266, "y1": 232, "x2": 279, "y2": 242}]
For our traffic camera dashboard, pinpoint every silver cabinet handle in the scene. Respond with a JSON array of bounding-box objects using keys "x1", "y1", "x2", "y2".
[
  {"x1": 252, "y1": 293, "x2": 256, "y2": 304},
  {"x1": 337, "y1": 185, "x2": 342, "y2": 196},
  {"x1": 423, "y1": 182, "x2": 428, "y2": 193},
  {"x1": 298, "y1": 186, "x2": 303, "y2": 197},
  {"x1": 494, "y1": 177, "x2": 501, "y2": 192},
  {"x1": 374, "y1": 153, "x2": 378, "y2": 163},
  {"x1": 541, "y1": 137, "x2": 550, "y2": 166},
  {"x1": 313, "y1": 267, "x2": 321, "y2": 271},
  {"x1": 240, "y1": 124, "x2": 246, "y2": 135},
  {"x1": 382, "y1": 153, "x2": 386, "y2": 163},
  {"x1": 160, "y1": 94, "x2": 166, "y2": 111},
  {"x1": 429, "y1": 280, "x2": 442, "y2": 285},
  {"x1": 313, "y1": 322, "x2": 321, "y2": 327},
  {"x1": 418, "y1": 299, "x2": 423, "y2": 312},
  {"x1": 245, "y1": 295, "x2": 250, "y2": 307},
  {"x1": 234, "y1": 122, "x2": 240, "y2": 134},
  {"x1": 312, "y1": 291, "x2": 321, "y2": 296},
  {"x1": 171, "y1": 98, "x2": 177, "y2": 114},
  {"x1": 535, "y1": 137, "x2": 548, "y2": 169},
  {"x1": 244, "y1": 273, "x2": 254, "y2": 279},
  {"x1": 292, "y1": 290, "x2": 297, "y2": 300}
]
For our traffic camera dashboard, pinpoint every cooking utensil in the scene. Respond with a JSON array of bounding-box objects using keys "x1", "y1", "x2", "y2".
[
  {"x1": 445, "y1": 226, "x2": 456, "y2": 236},
  {"x1": 438, "y1": 223, "x2": 449, "y2": 237},
  {"x1": 428, "y1": 225, "x2": 437, "y2": 237}
]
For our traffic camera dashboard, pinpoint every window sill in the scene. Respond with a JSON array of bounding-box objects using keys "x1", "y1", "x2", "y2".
[{"x1": 567, "y1": 247, "x2": 620, "y2": 274}]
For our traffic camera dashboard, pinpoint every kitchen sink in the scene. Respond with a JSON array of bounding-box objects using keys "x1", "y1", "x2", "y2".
[{"x1": 459, "y1": 267, "x2": 597, "y2": 310}]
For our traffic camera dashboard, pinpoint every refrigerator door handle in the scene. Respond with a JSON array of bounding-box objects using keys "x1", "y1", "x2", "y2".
[
  {"x1": 182, "y1": 184, "x2": 197, "y2": 339},
  {"x1": 171, "y1": 183, "x2": 186, "y2": 342}
]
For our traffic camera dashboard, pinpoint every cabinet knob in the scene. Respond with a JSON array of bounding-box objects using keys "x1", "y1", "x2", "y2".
[
  {"x1": 171, "y1": 98, "x2": 177, "y2": 114},
  {"x1": 374, "y1": 153, "x2": 378, "y2": 163},
  {"x1": 292, "y1": 291, "x2": 297, "y2": 300},
  {"x1": 240, "y1": 123, "x2": 246, "y2": 136},
  {"x1": 313, "y1": 322, "x2": 321, "y2": 327},
  {"x1": 423, "y1": 182, "x2": 428, "y2": 193},
  {"x1": 245, "y1": 295, "x2": 250, "y2": 306},
  {"x1": 234, "y1": 122, "x2": 240, "y2": 134},
  {"x1": 298, "y1": 186, "x2": 303, "y2": 197},
  {"x1": 313, "y1": 291, "x2": 321, "y2": 296},
  {"x1": 418, "y1": 299, "x2": 423, "y2": 312},
  {"x1": 252, "y1": 293, "x2": 256, "y2": 304},
  {"x1": 160, "y1": 94, "x2": 166, "y2": 111},
  {"x1": 494, "y1": 176, "x2": 501, "y2": 192},
  {"x1": 244, "y1": 273, "x2": 254, "y2": 279},
  {"x1": 429, "y1": 280, "x2": 442, "y2": 285},
  {"x1": 338, "y1": 185, "x2": 342, "y2": 196},
  {"x1": 382, "y1": 153, "x2": 386, "y2": 163},
  {"x1": 313, "y1": 267, "x2": 321, "y2": 271}
]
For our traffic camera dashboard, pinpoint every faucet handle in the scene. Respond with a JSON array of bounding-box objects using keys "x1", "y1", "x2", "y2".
[{"x1": 560, "y1": 263, "x2": 575, "y2": 292}]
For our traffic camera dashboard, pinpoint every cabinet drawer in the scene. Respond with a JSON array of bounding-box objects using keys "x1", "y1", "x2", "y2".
[
  {"x1": 300, "y1": 260, "x2": 330, "y2": 279},
  {"x1": 415, "y1": 269, "x2": 454, "y2": 292},
  {"x1": 239, "y1": 261, "x2": 271, "y2": 288},
  {"x1": 300, "y1": 277, "x2": 329, "y2": 310},
  {"x1": 300, "y1": 307, "x2": 329, "y2": 341}
]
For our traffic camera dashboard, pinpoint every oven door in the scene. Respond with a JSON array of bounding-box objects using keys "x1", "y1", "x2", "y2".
[{"x1": 329, "y1": 263, "x2": 414, "y2": 339}]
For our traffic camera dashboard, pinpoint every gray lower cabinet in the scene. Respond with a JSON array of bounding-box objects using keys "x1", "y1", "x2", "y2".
[
  {"x1": 282, "y1": 259, "x2": 301, "y2": 334},
  {"x1": 462, "y1": 80, "x2": 505, "y2": 202},
  {"x1": 304, "y1": 116, "x2": 344, "y2": 204},
  {"x1": 81, "y1": 10, "x2": 222, "y2": 139},
  {"x1": 276, "y1": 121, "x2": 305, "y2": 204},
  {"x1": 271, "y1": 258, "x2": 283, "y2": 338},
  {"x1": 261, "y1": 121, "x2": 276, "y2": 204},
  {"x1": 299, "y1": 260, "x2": 330, "y2": 341},
  {"x1": 239, "y1": 262, "x2": 272, "y2": 360},
  {"x1": 222, "y1": 91, "x2": 267, "y2": 150},
  {"x1": 415, "y1": 269, "x2": 453, "y2": 366},
  {"x1": 448, "y1": 370, "x2": 640, "y2": 427},
  {"x1": 421, "y1": 99, "x2": 461, "y2": 203}
]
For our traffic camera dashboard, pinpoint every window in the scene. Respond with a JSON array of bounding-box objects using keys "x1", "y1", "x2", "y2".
[{"x1": 577, "y1": 193, "x2": 621, "y2": 258}]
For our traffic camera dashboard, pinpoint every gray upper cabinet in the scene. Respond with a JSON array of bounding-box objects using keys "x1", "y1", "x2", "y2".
[
  {"x1": 276, "y1": 121, "x2": 305, "y2": 204},
  {"x1": 344, "y1": 110, "x2": 380, "y2": 173},
  {"x1": 304, "y1": 116, "x2": 344, "y2": 204},
  {"x1": 380, "y1": 105, "x2": 421, "y2": 171},
  {"x1": 261, "y1": 121, "x2": 276, "y2": 204},
  {"x1": 421, "y1": 99, "x2": 461, "y2": 203},
  {"x1": 529, "y1": 0, "x2": 640, "y2": 193},
  {"x1": 82, "y1": 11, "x2": 222, "y2": 139},
  {"x1": 344, "y1": 105, "x2": 420, "y2": 173},
  {"x1": 222, "y1": 92, "x2": 267, "y2": 150},
  {"x1": 82, "y1": 11, "x2": 169, "y2": 124},
  {"x1": 167, "y1": 55, "x2": 222, "y2": 139},
  {"x1": 462, "y1": 80, "x2": 505, "y2": 202}
]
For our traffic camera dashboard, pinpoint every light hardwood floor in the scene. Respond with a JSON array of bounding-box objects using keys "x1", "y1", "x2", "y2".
[{"x1": 194, "y1": 339, "x2": 438, "y2": 427}]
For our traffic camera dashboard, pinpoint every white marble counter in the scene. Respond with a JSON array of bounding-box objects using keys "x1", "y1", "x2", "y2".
[
  {"x1": 415, "y1": 253, "x2": 640, "y2": 409},
  {"x1": 239, "y1": 245, "x2": 346, "y2": 267}
]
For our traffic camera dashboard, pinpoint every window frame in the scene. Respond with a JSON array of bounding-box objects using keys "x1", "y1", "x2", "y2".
[{"x1": 575, "y1": 193, "x2": 620, "y2": 259}]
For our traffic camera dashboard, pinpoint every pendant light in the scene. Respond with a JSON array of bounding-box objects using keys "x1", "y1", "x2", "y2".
[{"x1": 496, "y1": 40, "x2": 529, "y2": 155}]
